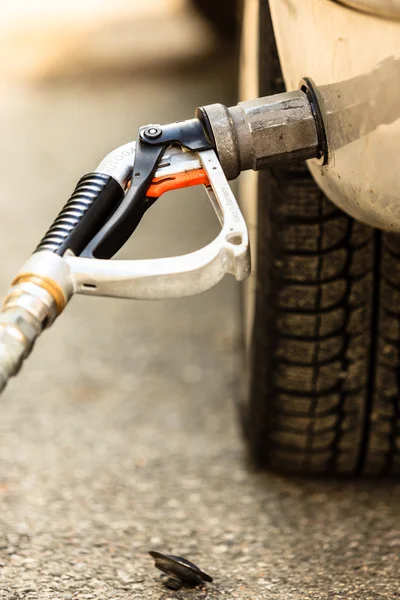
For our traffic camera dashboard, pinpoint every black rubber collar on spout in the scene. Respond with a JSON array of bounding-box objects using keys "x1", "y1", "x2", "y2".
[{"x1": 301, "y1": 77, "x2": 328, "y2": 165}]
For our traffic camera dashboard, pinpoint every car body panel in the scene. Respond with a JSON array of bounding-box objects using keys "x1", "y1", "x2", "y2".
[
  {"x1": 269, "y1": 0, "x2": 400, "y2": 230},
  {"x1": 338, "y1": 0, "x2": 400, "y2": 19}
]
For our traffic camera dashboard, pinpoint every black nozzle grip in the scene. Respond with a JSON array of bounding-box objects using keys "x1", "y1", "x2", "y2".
[{"x1": 34, "y1": 173, "x2": 124, "y2": 257}]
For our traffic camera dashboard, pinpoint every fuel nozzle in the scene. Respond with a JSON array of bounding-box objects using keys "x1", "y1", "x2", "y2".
[
  {"x1": 0, "y1": 116, "x2": 248, "y2": 393},
  {"x1": 0, "y1": 81, "x2": 326, "y2": 394}
]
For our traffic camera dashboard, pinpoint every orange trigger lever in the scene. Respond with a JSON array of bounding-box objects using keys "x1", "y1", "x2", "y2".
[{"x1": 146, "y1": 168, "x2": 209, "y2": 198}]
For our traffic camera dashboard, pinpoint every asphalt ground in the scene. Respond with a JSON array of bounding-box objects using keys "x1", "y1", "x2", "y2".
[{"x1": 0, "y1": 6, "x2": 399, "y2": 600}]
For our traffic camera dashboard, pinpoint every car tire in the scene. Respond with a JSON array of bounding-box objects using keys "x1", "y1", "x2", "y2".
[{"x1": 241, "y1": 0, "x2": 400, "y2": 476}]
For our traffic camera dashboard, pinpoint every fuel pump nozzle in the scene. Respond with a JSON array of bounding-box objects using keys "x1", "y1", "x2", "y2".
[{"x1": 0, "y1": 80, "x2": 326, "y2": 393}]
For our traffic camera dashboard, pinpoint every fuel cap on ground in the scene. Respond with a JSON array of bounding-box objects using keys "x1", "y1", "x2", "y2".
[{"x1": 149, "y1": 550, "x2": 213, "y2": 590}]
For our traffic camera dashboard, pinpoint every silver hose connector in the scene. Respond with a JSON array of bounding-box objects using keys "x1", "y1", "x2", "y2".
[
  {"x1": 0, "y1": 252, "x2": 73, "y2": 392},
  {"x1": 0, "y1": 286, "x2": 56, "y2": 391}
]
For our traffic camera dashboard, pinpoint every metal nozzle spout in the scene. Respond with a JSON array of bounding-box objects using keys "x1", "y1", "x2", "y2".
[{"x1": 197, "y1": 84, "x2": 326, "y2": 180}]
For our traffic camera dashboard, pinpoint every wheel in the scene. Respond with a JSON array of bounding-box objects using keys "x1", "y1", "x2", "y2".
[{"x1": 240, "y1": 0, "x2": 400, "y2": 476}]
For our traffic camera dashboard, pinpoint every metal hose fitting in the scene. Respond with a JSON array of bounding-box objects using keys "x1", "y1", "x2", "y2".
[
  {"x1": 0, "y1": 253, "x2": 73, "y2": 392},
  {"x1": 0, "y1": 287, "x2": 55, "y2": 391}
]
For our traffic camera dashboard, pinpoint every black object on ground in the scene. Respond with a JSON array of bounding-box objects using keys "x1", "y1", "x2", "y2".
[{"x1": 149, "y1": 550, "x2": 213, "y2": 590}]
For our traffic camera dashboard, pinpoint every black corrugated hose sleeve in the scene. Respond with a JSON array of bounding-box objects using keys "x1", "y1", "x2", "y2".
[{"x1": 34, "y1": 173, "x2": 124, "y2": 257}]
